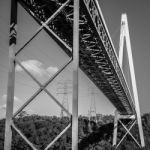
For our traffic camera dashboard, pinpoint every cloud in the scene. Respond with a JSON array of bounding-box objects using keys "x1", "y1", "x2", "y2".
[
  {"x1": 0, "y1": 104, "x2": 6, "y2": 110},
  {"x1": 2, "y1": 94, "x2": 22, "y2": 103},
  {"x1": 16, "y1": 59, "x2": 59, "y2": 77},
  {"x1": 47, "y1": 66, "x2": 58, "y2": 76},
  {"x1": 16, "y1": 60, "x2": 47, "y2": 77}
]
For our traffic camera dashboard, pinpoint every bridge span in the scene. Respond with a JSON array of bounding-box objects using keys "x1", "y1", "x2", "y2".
[{"x1": 18, "y1": 0, "x2": 135, "y2": 115}]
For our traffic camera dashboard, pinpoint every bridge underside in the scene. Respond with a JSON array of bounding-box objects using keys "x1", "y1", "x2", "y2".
[{"x1": 18, "y1": 0, "x2": 135, "y2": 115}]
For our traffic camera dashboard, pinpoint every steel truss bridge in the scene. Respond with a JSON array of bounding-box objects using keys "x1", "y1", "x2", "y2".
[
  {"x1": 4, "y1": 0, "x2": 145, "y2": 150},
  {"x1": 19, "y1": 0, "x2": 135, "y2": 115}
]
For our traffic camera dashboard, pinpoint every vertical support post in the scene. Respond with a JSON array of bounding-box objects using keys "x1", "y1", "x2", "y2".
[
  {"x1": 72, "y1": 0, "x2": 79, "y2": 150},
  {"x1": 4, "y1": 0, "x2": 17, "y2": 150},
  {"x1": 113, "y1": 110, "x2": 119, "y2": 146}
]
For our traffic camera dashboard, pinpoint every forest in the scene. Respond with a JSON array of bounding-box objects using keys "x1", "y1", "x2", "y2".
[{"x1": 0, "y1": 113, "x2": 150, "y2": 150}]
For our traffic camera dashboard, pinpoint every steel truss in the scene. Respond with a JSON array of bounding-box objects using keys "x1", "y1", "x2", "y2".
[
  {"x1": 16, "y1": 0, "x2": 135, "y2": 115},
  {"x1": 112, "y1": 14, "x2": 145, "y2": 149},
  {"x1": 4, "y1": 0, "x2": 144, "y2": 150}
]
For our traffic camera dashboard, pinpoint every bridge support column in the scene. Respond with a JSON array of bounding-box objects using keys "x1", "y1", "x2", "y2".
[
  {"x1": 72, "y1": 0, "x2": 80, "y2": 150},
  {"x1": 118, "y1": 14, "x2": 145, "y2": 148},
  {"x1": 113, "y1": 110, "x2": 119, "y2": 147},
  {"x1": 4, "y1": 0, "x2": 17, "y2": 150}
]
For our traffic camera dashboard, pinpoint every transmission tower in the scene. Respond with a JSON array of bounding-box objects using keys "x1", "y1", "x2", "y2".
[
  {"x1": 88, "y1": 87, "x2": 97, "y2": 123},
  {"x1": 57, "y1": 80, "x2": 72, "y2": 117}
]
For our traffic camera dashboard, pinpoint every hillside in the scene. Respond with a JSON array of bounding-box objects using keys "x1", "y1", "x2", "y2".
[{"x1": 0, "y1": 113, "x2": 150, "y2": 150}]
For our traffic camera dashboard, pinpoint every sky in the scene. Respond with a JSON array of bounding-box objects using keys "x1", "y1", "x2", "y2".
[{"x1": 0, "y1": 0, "x2": 150, "y2": 119}]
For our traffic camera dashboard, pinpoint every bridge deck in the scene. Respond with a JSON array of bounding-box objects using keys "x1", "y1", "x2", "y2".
[{"x1": 18, "y1": 0, "x2": 135, "y2": 115}]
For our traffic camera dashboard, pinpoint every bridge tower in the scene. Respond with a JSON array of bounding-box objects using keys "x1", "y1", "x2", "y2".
[{"x1": 113, "y1": 14, "x2": 145, "y2": 149}]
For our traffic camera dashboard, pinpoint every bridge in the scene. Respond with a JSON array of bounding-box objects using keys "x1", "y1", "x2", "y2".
[{"x1": 4, "y1": 0, "x2": 145, "y2": 150}]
